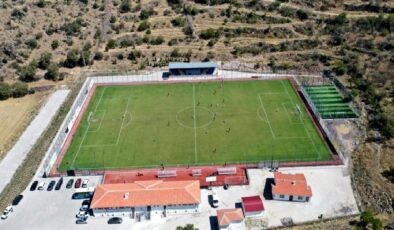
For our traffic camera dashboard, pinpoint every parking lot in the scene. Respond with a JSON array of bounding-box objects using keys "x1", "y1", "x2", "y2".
[{"x1": 0, "y1": 166, "x2": 359, "y2": 230}]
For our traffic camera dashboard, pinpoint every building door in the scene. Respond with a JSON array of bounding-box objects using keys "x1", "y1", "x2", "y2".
[{"x1": 289, "y1": 195, "x2": 293, "y2": 201}]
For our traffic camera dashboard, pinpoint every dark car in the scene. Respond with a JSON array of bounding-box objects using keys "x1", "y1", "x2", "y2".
[
  {"x1": 66, "y1": 179, "x2": 74, "y2": 189},
  {"x1": 75, "y1": 219, "x2": 87, "y2": 224},
  {"x1": 74, "y1": 178, "x2": 82, "y2": 189},
  {"x1": 30, "y1": 181, "x2": 38, "y2": 191},
  {"x1": 12, "y1": 195, "x2": 23, "y2": 206},
  {"x1": 55, "y1": 178, "x2": 63, "y2": 190},
  {"x1": 47, "y1": 180, "x2": 56, "y2": 191},
  {"x1": 108, "y1": 217, "x2": 122, "y2": 224}
]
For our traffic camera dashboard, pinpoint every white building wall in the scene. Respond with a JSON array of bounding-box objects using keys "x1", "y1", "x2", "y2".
[
  {"x1": 92, "y1": 204, "x2": 199, "y2": 218},
  {"x1": 273, "y1": 194, "x2": 310, "y2": 202}
]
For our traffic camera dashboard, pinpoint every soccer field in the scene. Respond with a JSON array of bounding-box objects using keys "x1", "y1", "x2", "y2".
[{"x1": 59, "y1": 79, "x2": 332, "y2": 171}]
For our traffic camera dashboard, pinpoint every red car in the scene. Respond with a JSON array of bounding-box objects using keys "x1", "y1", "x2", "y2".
[{"x1": 75, "y1": 178, "x2": 82, "y2": 188}]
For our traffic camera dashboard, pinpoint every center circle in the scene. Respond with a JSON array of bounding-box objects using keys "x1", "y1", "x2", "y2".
[{"x1": 176, "y1": 106, "x2": 214, "y2": 129}]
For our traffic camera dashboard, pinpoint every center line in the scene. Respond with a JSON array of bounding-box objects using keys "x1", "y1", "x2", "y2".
[{"x1": 193, "y1": 85, "x2": 197, "y2": 164}]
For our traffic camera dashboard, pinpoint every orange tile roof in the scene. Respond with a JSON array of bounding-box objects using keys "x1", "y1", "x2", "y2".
[
  {"x1": 217, "y1": 208, "x2": 244, "y2": 226},
  {"x1": 274, "y1": 172, "x2": 306, "y2": 182},
  {"x1": 272, "y1": 172, "x2": 312, "y2": 197},
  {"x1": 90, "y1": 180, "x2": 200, "y2": 209}
]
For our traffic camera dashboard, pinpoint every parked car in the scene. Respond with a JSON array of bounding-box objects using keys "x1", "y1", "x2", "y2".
[
  {"x1": 30, "y1": 181, "x2": 38, "y2": 191},
  {"x1": 76, "y1": 211, "x2": 88, "y2": 218},
  {"x1": 211, "y1": 191, "x2": 219, "y2": 208},
  {"x1": 1, "y1": 206, "x2": 13, "y2": 220},
  {"x1": 66, "y1": 179, "x2": 74, "y2": 189},
  {"x1": 12, "y1": 195, "x2": 23, "y2": 206},
  {"x1": 47, "y1": 180, "x2": 56, "y2": 191},
  {"x1": 82, "y1": 179, "x2": 89, "y2": 188},
  {"x1": 55, "y1": 178, "x2": 63, "y2": 190},
  {"x1": 80, "y1": 202, "x2": 90, "y2": 211},
  {"x1": 108, "y1": 217, "x2": 122, "y2": 224},
  {"x1": 75, "y1": 178, "x2": 82, "y2": 189},
  {"x1": 75, "y1": 219, "x2": 87, "y2": 224},
  {"x1": 37, "y1": 182, "x2": 46, "y2": 191}
]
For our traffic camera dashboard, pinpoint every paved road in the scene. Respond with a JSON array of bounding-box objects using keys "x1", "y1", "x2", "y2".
[{"x1": 0, "y1": 90, "x2": 70, "y2": 194}]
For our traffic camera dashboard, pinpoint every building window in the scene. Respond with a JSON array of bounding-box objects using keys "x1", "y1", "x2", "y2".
[
  {"x1": 298, "y1": 196, "x2": 304, "y2": 200},
  {"x1": 279, "y1": 195, "x2": 285, "y2": 198}
]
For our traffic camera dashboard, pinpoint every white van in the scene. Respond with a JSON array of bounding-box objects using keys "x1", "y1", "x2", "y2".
[
  {"x1": 212, "y1": 191, "x2": 219, "y2": 208},
  {"x1": 37, "y1": 182, "x2": 46, "y2": 191},
  {"x1": 82, "y1": 179, "x2": 89, "y2": 188}
]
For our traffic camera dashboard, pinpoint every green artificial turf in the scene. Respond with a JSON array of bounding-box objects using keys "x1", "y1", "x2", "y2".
[{"x1": 59, "y1": 80, "x2": 332, "y2": 171}]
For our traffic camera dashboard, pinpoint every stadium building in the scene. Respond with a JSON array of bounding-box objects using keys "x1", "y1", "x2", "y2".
[
  {"x1": 90, "y1": 180, "x2": 201, "y2": 219},
  {"x1": 272, "y1": 172, "x2": 312, "y2": 202},
  {"x1": 168, "y1": 62, "x2": 218, "y2": 76}
]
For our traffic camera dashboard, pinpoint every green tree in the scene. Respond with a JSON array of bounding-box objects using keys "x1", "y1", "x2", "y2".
[
  {"x1": 0, "y1": 83, "x2": 12, "y2": 100},
  {"x1": 38, "y1": 52, "x2": 52, "y2": 69},
  {"x1": 18, "y1": 62, "x2": 37, "y2": 82},
  {"x1": 106, "y1": 39, "x2": 117, "y2": 50},
  {"x1": 51, "y1": 40, "x2": 59, "y2": 50},
  {"x1": 11, "y1": 82, "x2": 29, "y2": 98},
  {"x1": 44, "y1": 62, "x2": 59, "y2": 80},
  {"x1": 64, "y1": 49, "x2": 80, "y2": 68},
  {"x1": 137, "y1": 20, "x2": 150, "y2": 31},
  {"x1": 119, "y1": 0, "x2": 131, "y2": 13},
  {"x1": 25, "y1": 38, "x2": 38, "y2": 49},
  {"x1": 176, "y1": 224, "x2": 198, "y2": 230},
  {"x1": 94, "y1": 51, "x2": 104, "y2": 60}
]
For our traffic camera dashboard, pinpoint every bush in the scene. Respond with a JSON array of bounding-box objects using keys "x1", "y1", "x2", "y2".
[
  {"x1": 137, "y1": 20, "x2": 150, "y2": 31},
  {"x1": 63, "y1": 18, "x2": 85, "y2": 36},
  {"x1": 199, "y1": 28, "x2": 223, "y2": 40},
  {"x1": 296, "y1": 9, "x2": 309, "y2": 21},
  {"x1": 63, "y1": 49, "x2": 80, "y2": 68},
  {"x1": 44, "y1": 62, "x2": 59, "y2": 80},
  {"x1": 18, "y1": 62, "x2": 37, "y2": 82},
  {"x1": 37, "y1": 0, "x2": 47, "y2": 8},
  {"x1": 0, "y1": 83, "x2": 12, "y2": 100},
  {"x1": 51, "y1": 40, "x2": 59, "y2": 50},
  {"x1": 171, "y1": 16, "x2": 185, "y2": 27},
  {"x1": 127, "y1": 50, "x2": 141, "y2": 61},
  {"x1": 11, "y1": 82, "x2": 29, "y2": 98},
  {"x1": 94, "y1": 51, "x2": 104, "y2": 60},
  {"x1": 79, "y1": 51, "x2": 91, "y2": 66},
  {"x1": 110, "y1": 15, "x2": 117, "y2": 23},
  {"x1": 119, "y1": 0, "x2": 131, "y2": 13},
  {"x1": 38, "y1": 52, "x2": 52, "y2": 69},
  {"x1": 106, "y1": 39, "x2": 117, "y2": 50},
  {"x1": 140, "y1": 9, "x2": 155, "y2": 20},
  {"x1": 25, "y1": 38, "x2": 38, "y2": 49}
]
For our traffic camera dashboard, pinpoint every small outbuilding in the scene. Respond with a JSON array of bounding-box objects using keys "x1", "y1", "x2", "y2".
[
  {"x1": 272, "y1": 172, "x2": 312, "y2": 202},
  {"x1": 216, "y1": 208, "x2": 245, "y2": 230},
  {"x1": 241, "y1": 196, "x2": 265, "y2": 217}
]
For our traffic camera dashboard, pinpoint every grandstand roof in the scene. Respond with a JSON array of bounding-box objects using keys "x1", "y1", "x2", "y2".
[
  {"x1": 90, "y1": 180, "x2": 200, "y2": 209},
  {"x1": 169, "y1": 62, "x2": 217, "y2": 69},
  {"x1": 217, "y1": 208, "x2": 244, "y2": 226}
]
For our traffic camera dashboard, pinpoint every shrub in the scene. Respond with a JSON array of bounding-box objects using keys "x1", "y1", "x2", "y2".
[
  {"x1": 0, "y1": 83, "x2": 12, "y2": 100},
  {"x1": 37, "y1": 0, "x2": 47, "y2": 8},
  {"x1": 106, "y1": 39, "x2": 117, "y2": 50},
  {"x1": 140, "y1": 9, "x2": 155, "y2": 20},
  {"x1": 18, "y1": 61, "x2": 37, "y2": 82},
  {"x1": 63, "y1": 49, "x2": 80, "y2": 68},
  {"x1": 79, "y1": 51, "x2": 91, "y2": 66},
  {"x1": 119, "y1": 0, "x2": 131, "y2": 13},
  {"x1": 199, "y1": 28, "x2": 223, "y2": 40},
  {"x1": 127, "y1": 50, "x2": 141, "y2": 61},
  {"x1": 51, "y1": 40, "x2": 59, "y2": 49},
  {"x1": 171, "y1": 16, "x2": 185, "y2": 27},
  {"x1": 25, "y1": 38, "x2": 38, "y2": 49},
  {"x1": 94, "y1": 51, "x2": 104, "y2": 60},
  {"x1": 11, "y1": 82, "x2": 29, "y2": 98},
  {"x1": 44, "y1": 62, "x2": 59, "y2": 80},
  {"x1": 63, "y1": 18, "x2": 85, "y2": 36},
  {"x1": 38, "y1": 52, "x2": 52, "y2": 69},
  {"x1": 137, "y1": 20, "x2": 150, "y2": 31},
  {"x1": 110, "y1": 15, "x2": 117, "y2": 23}
]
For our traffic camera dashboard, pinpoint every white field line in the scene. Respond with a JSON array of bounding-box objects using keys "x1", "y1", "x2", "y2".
[
  {"x1": 282, "y1": 103, "x2": 303, "y2": 125},
  {"x1": 258, "y1": 94, "x2": 276, "y2": 138},
  {"x1": 71, "y1": 87, "x2": 107, "y2": 168},
  {"x1": 116, "y1": 99, "x2": 131, "y2": 145},
  {"x1": 193, "y1": 84, "x2": 198, "y2": 164},
  {"x1": 280, "y1": 81, "x2": 321, "y2": 159},
  {"x1": 87, "y1": 110, "x2": 107, "y2": 133}
]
